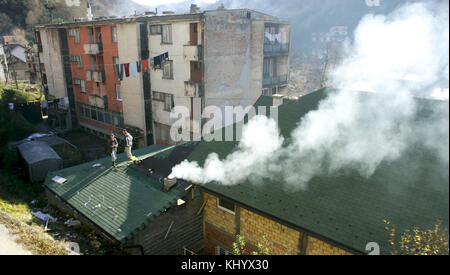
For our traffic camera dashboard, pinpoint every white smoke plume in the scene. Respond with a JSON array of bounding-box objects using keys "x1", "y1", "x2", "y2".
[{"x1": 170, "y1": 1, "x2": 449, "y2": 188}]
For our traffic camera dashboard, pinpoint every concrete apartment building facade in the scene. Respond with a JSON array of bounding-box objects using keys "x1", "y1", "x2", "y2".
[{"x1": 36, "y1": 8, "x2": 291, "y2": 146}]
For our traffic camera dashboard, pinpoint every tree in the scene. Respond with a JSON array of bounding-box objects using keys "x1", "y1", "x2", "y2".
[
  {"x1": 385, "y1": 220, "x2": 449, "y2": 255},
  {"x1": 288, "y1": 40, "x2": 343, "y2": 97}
]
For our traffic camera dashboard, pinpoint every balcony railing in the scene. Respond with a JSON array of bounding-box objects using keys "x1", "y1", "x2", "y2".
[
  {"x1": 263, "y1": 74, "x2": 288, "y2": 87},
  {"x1": 264, "y1": 43, "x2": 290, "y2": 55},
  {"x1": 84, "y1": 43, "x2": 103, "y2": 55}
]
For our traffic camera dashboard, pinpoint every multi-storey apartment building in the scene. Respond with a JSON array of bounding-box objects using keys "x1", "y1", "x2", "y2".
[{"x1": 35, "y1": 8, "x2": 291, "y2": 146}]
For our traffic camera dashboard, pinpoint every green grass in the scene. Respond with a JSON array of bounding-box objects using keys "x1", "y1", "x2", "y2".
[{"x1": 0, "y1": 82, "x2": 44, "y2": 103}]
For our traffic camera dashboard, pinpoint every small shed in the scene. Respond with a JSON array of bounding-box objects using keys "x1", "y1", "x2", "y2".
[{"x1": 17, "y1": 141, "x2": 63, "y2": 182}]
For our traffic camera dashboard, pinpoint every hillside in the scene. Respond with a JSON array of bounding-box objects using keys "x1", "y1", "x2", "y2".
[{"x1": 0, "y1": 0, "x2": 144, "y2": 41}]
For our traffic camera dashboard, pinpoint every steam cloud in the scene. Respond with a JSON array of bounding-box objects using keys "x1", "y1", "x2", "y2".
[{"x1": 170, "y1": 1, "x2": 449, "y2": 188}]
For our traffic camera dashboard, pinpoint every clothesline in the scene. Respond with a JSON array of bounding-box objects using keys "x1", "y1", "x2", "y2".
[{"x1": 115, "y1": 51, "x2": 169, "y2": 81}]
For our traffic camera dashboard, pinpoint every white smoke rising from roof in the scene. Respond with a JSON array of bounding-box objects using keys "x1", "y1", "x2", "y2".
[{"x1": 169, "y1": 1, "x2": 449, "y2": 188}]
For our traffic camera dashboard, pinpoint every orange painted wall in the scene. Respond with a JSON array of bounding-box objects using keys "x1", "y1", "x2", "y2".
[{"x1": 67, "y1": 24, "x2": 123, "y2": 131}]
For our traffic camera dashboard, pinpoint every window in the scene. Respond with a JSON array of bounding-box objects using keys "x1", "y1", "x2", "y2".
[
  {"x1": 216, "y1": 246, "x2": 232, "y2": 255},
  {"x1": 71, "y1": 55, "x2": 83, "y2": 68},
  {"x1": 74, "y1": 79, "x2": 86, "y2": 93},
  {"x1": 149, "y1": 24, "x2": 162, "y2": 34},
  {"x1": 163, "y1": 60, "x2": 173, "y2": 79},
  {"x1": 161, "y1": 24, "x2": 172, "y2": 44},
  {"x1": 152, "y1": 91, "x2": 164, "y2": 101},
  {"x1": 69, "y1": 29, "x2": 80, "y2": 44},
  {"x1": 91, "y1": 108, "x2": 97, "y2": 120},
  {"x1": 153, "y1": 91, "x2": 174, "y2": 111},
  {"x1": 78, "y1": 104, "x2": 84, "y2": 117},
  {"x1": 80, "y1": 80, "x2": 86, "y2": 93},
  {"x1": 113, "y1": 57, "x2": 119, "y2": 72},
  {"x1": 164, "y1": 94, "x2": 174, "y2": 111},
  {"x1": 116, "y1": 85, "x2": 122, "y2": 100},
  {"x1": 217, "y1": 197, "x2": 236, "y2": 214},
  {"x1": 88, "y1": 28, "x2": 94, "y2": 43},
  {"x1": 104, "y1": 113, "x2": 111, "y2": 124},
  {"x1": 111, "y1": 26, "x2": 118, "y2": 43}
]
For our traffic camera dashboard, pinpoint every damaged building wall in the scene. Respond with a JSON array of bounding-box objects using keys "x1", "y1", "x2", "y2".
[
  {"x1": 203, "y1": 10, "x2": 280, "y2": 129},
  {"x1": 203, "y1": 10, "x2": 254, "y2": 112},
  {"x1": 149, "y1": 19, "x2": 202, "y2": 145},
  {"x1": 117, "y1": 22, "x2": 147, "y2": 147},
  {"x1": 39, "y1": 28, "x2": 68, "y2": 100}
]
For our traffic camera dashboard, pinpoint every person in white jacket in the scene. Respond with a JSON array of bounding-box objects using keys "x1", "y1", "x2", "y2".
[{"x1": 122, "y1": 129, "x2": 136, "y2": 162}]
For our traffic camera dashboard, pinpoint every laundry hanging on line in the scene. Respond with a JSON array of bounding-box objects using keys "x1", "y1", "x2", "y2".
[{"x1": 113, "y1": 52, "x2": 169, "y2": 81}]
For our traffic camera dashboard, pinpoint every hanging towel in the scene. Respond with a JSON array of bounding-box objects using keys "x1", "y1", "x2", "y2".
[
  {"x1": 137, "y1": 61, "x2": 142, "y2": 73},
  {"x1": 124, "y1": 63, "x2": 130, "y2": 77},
  {"x1": 142, "y1": 59, "x2": 149, "y2": 74},
  {"x1": 164, "y1": 52, "x2": 169, "y2": 61},
  {"x1": 130, "y1": 62, "x2": 137, "y2": 78}
]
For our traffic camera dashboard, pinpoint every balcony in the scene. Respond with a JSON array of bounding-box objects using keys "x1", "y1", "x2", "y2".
[
  {"x1": 183, "y1": 45, "x2": 203, "y2": 61},
  {"x1": 264, "y1": 43, "x2": 290, "y2": 55},
  {"x1": 83, "y1": 43, "x2": 102, "y2": 55},
  {"x1": 86, "y1": 70, "x2": 105, "y2": 83},
  {"x1": 263, "y1": 74, "x2": 288, "y2": 87},
  {"x1": 184, "y1": 81, "x2": 204, "y2": 98}
]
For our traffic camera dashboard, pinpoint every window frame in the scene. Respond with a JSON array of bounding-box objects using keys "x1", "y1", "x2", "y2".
[
  {"x1": 161, "y1": 24, "x2": 173, "y2": 44},
  {"x1": 215, "y1": 246, "x2": 233, "y2": 255},
  {"x1": 69, "y1": 29, "x2": 80, "y2": 44},
  {"x1": 217, "y1": 197, "x2": 236, "y2": 215},
  {"x1": 71, "y1": 55, "x2": 83, "y2": 68},
  {"x1": 163, "y1": 93, "x2": 174, "y2": 112},
  {"x1": 162, "y1": 60, "x2": 173, "y2": 79},
  {"x1": 116, "y1": 85, "x2": 122, "y2": 101},
  {"x1": 149, "y1": 24, "x2": 162, "y2": 35},
  {"x1": 113, "y1": 57, "x2": 119, "y2": 72},
  {"x1": 111, "y1": 26, "x2": 118, "y2": 43}
]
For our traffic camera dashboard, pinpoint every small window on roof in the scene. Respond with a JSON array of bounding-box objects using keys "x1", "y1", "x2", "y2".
[{"x1": 217, "y1": 197, "x2": 235, "y2": 215}]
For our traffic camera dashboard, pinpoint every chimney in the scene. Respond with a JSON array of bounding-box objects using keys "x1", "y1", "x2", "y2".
[
  {"x1": 86, "y1": 0, "x2": 93, "y2": 21},
  {"x1": 164, "y1": 178, "x2": 177, "y2": 191},
  {"x1": 273, "y1": 94, "x2": 284, "y2": 107}
]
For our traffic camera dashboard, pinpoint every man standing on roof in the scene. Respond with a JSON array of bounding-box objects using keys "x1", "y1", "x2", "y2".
[
  {"x1": 122, "y1": 129, "x2": 136, "y2": 163},
  {"x1": 109, "y1": 133, "x2": 118, "y2": 168}
]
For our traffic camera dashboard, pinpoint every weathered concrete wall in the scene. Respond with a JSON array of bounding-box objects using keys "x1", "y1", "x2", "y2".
[
  {"x1": 39, "y1": 28, "x2": 67, "y2": 100},
  {"x1": 204, "y1": 10, "x2": 253, "y2": 111},
  {"x1": 149, "y1": 19, "x2": 200, "y2": 144},
  {"x1": 117, "y1": 22, "x2": 147, "y2": 145},
  {"x1": 203, "y1": 10, "x2": 275, "y2": 130}
]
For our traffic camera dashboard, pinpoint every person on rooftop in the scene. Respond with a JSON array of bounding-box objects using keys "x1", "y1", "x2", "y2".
[
  {"x1": 122, "y1": 129, "x2": 137, "y2": 163},
  {"x1": 109, "y1": 133, "x2": 118, "y2": 168}
]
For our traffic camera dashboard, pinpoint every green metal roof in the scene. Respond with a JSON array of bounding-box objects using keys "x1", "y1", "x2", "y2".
[
  {"x1": 187, "y1": 89, "x2": 449, "y2": 254},
  {"x1": 45, "y1": 145, "x2": 185, "y2": 244}
]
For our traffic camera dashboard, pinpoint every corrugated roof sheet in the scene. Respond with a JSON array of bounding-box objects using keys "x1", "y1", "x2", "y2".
[
  {"x1": 44, "y1": 145, "x2": 185, "y2": 243},
  {"x1": 187, "y1": 88, "x2": 449, "y2": 254}
]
